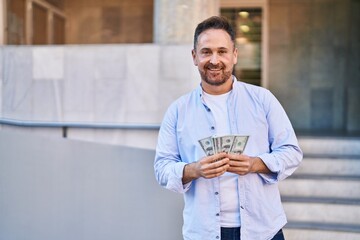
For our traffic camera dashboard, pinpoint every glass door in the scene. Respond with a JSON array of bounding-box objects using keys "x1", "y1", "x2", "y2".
[
  {"x1": 221, "y1": 8, "x2": 263, "y2": 86},
  {"x1": 221, "y1": 0, "x2": 267, "y2": 87}
]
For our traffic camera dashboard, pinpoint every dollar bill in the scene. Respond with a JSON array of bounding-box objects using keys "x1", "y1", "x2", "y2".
[
  {"x1": 212, "y1": 136, "x2": 222, "y2": 154},
  {"x1": 199, "y1": 135, "x2": 249, "y2": 155},
  {"x1": 198, "y1": 136, "x2": 215, "y2": 156},
  {"x1": 229, "y1": 135, "x2": 249, "y2": 154},
  {"x1": 219, "y1": 135, "x2": 235, "y2": 153}
]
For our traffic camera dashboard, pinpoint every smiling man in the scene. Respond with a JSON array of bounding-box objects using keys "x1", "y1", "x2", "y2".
[
  {"x1": 154, "y1": 16, "x2": 303, "y2": 240},
  {"x1": 192, "y1": 24, "x2": 236, "y2": 93}
]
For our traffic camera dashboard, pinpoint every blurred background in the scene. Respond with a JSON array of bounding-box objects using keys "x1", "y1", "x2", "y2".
[{"x1": 0, "y1": 0, "x2": 359, "y2": 239}]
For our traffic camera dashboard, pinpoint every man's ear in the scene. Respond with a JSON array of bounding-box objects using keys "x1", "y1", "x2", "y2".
[
  {"x1": 233, "y1": 47, "x2": 238, "y2": 65},
  {"x1": 191, "y1": 49, "x2": 198, "y2": 66}
]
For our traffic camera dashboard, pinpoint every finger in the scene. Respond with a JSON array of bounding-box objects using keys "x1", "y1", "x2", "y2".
[
  {"x1": 227, "y1": 153, "x2": 247, "y2": 160},
  {"x1": 200, "y1": 157, "x2": 228, "y2": 170},
  {"x1": 228, "y1": 160, "x2": 241, "y2": 167},
  {"x1": 199, "y1": 156, "x2": 216, "y2": 164},
  {"x1": 229, "y1": 159, "x2": 250, "y2": 167},
  {"x1": 206, "y1": 152, "x2": 227, "y2": 162},
  {"x1": 203, "y1": 164, "x2": 229, "y2": 178},
  {"x1": 211, "y1": 157, "x2": 229, "y2": 167},
  {"x1": 227, "y1": 165, "x2": 250, "y2": 175},
  {"x1": 204, "y1": 160, "x2": 229, "y2": 172},
  {"x1": 230, "y1": 164, "x2": 251, "y2": 172}
]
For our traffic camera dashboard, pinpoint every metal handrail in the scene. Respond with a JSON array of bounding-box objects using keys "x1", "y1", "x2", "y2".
[{"x1": 0, "y1": 117, "x2": 161, "y2": 130}]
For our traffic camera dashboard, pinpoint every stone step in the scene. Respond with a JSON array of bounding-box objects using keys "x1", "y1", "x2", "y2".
[
  {"x1": 296, "y1": 156, "x2": 360, "y2": 176},
  {"x1": 279, "y1": 177, "x2": 360, "y2": 199},
  {"x1": 284, "y1": 137, "x2": 360, "y2": 238},
  {"x1": 283, "y1": 197, "x2": 360, "y2": 225},
  {"x1": 298, "y1": 136, "x2": 360, "y2": 156},
  {"x1": 285, "y1": 221, "x2": 360, "y2": 233},
  {"x1": 283, "y1": 226, "x2": 360, "y2": 240}
]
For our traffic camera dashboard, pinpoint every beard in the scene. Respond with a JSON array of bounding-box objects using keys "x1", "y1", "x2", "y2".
[{"x1": 199, "y1": 62, "x2": 233, "y2": 86}]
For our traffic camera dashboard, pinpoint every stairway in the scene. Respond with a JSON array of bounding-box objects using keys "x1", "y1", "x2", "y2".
[{"x1": 280, "y1": 136, "x2": 360, "y2": 240}]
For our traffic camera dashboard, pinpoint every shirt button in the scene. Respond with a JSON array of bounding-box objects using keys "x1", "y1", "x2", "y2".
[
  {"x1": 211, "y1": 126, "x2": 215, "y2": 130},
  {"x1": 241, "y1": 206, "x2": 244, "y2": 209},
  {"x1": 216, "y1": 213, "x2": 220, "y2": 216},
  {"x1": 215, "y1": 192, "x2": 219, "y2": 195},
  {"x1": 216, "y1": 236, "x2": 219, "y2": 239}
]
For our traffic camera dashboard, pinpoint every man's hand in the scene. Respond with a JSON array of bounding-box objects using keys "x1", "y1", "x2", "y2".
[
  {"x1": 226, "y1": 154, "x2": 271, "y2": 175},
  {"x1": 182, "y1": 153, "x2": 229, "y2": 184}
]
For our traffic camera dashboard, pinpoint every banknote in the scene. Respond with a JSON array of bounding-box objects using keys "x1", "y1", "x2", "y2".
[
  {"x1": 219, "y1": 135, "x2": 235, "y2": 153},
  {"x1": 199, "y1": 135, "x2": 249, "y2": 155},
  {"x1": 212, "y1": 136, "x2": 222, "y2": 154},
  {"x1": 198, "y1": 136, "x2": 215, "y2": 156},
  {"x1": 229, "y1": 135, "x2": 249, "y2": 154}
]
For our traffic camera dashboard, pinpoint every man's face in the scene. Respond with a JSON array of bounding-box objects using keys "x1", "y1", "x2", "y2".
[{"x1": 192, "y1": 29, "x2": 238, "y2": 90}]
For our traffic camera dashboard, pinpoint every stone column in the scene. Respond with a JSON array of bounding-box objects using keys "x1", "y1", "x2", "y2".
[
  {"x1": 0, "y1": 0, "x2": 6, "y2": 45},
  {"x1": 154, "y1": 0, "x2": 220, "y2": 44}
]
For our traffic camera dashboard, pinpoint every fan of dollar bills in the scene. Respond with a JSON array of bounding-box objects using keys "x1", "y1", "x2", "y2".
[{"x1": 198, "y1": 135, "x2": 249, "y2": 156}]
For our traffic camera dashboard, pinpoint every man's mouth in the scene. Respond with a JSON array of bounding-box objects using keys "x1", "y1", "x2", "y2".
[
  {"x1": 206, "y1": 63, "x2": 224, "y2": 72},
  {"x1": 207, "y1": 67, "x2": 222, "y2": 72}
]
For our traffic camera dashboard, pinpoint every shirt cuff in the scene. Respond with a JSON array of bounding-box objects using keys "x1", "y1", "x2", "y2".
[
  {"x1": 166, "y1": 162, "x2": 190, "y2": 193},
  {"x1": 257, "y1": 153, "x2": 280, "y2": 184}
]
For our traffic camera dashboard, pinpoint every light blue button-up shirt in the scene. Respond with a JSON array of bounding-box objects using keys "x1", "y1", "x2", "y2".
[{"x1": 154, "y1": 79, "x2": 303, "y2": 240}]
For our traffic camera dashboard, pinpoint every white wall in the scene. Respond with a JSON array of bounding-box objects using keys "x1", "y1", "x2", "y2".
[
  {"x1": 0, "y1": 44, "x2": 200, "y2": 149},
  {"x1": 0, "y1": 129, "x2": 184, "y2": 240}
]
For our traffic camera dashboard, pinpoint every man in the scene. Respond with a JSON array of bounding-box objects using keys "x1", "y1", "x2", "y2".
[{"x1": 154, "y1": 16, "x2": 302, "y2": 240}]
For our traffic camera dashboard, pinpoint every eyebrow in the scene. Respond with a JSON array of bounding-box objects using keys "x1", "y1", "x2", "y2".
[{"x1": 200, "y1": 47, "x2": 229, "y2": 51}]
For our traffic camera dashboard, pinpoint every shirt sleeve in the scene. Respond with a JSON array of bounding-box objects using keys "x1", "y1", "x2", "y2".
[
  {"x1": 154, "y1": 103, "x2": 191, "y2": 193},
  {"x1": 257, "y1": 91, "x2": 303, "y2": 184}
]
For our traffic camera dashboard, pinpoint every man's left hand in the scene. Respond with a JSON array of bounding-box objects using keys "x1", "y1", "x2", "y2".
[{"x1": 226, "y1": 154, "x2": 271, "y2": 175}]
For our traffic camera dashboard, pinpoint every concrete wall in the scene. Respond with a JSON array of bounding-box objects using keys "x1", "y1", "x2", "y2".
[
  {"x1": 268, "y1": 0, "x2": 360, "y2": 133},
  {"x1": 2, "y1": 0, "x2": 360, "y2": 145},
  {"x1": 0, "y1": 44, "x2": 199, "y2": 148},
  {"x1": 0, "y1": 129, "x2": 184, "y2": 240},
  {"x1": 154, "y1": 0, "x2": 219, "y2": 44}
]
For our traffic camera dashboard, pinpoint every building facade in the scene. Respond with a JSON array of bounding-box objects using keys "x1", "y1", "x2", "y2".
[{"x1": 1, "y1": 0, "x2": 360, "y2": 137}]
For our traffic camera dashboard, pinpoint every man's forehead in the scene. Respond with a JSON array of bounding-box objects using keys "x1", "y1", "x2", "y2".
[
  {"x1": 196, "y1": 29, "x2": 233, "y2": 47},
  {"x1": 198, "y1": 29, "x2": 230, "y2": 39}
]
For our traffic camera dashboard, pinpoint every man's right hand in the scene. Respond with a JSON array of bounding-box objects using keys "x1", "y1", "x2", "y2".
[{"x1": 182, "y1": 152, "x2": 229, "y2": 184}]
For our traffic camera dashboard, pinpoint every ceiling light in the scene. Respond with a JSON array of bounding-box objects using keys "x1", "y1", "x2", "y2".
[
  {"x1": 238, "y1": 11, "x2": 249, "y2": 18},
  {"x1": 240, "y1": 25, "x2": 250, "y2": 32}
]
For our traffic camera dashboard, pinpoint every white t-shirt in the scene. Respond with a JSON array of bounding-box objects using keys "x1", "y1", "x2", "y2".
[{"x1": 203, "y1": 91, "x2": 241, "y2": 227}]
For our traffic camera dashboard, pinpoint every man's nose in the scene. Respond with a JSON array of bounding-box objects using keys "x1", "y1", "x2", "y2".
[{"x1": 210, "y1": 54, "x2": 219, "y2": 64}]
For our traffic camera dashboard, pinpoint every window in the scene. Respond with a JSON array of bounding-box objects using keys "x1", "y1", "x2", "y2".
[
  {"x1": 7, "y1": 0, "x2": 26, "y2": 44},
  {"x1": 32, "y1": 2, "x2": 48, "y2": 44},
  {"x1": 6, "y1": 0, "x2": 65, "y2": 45}
]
